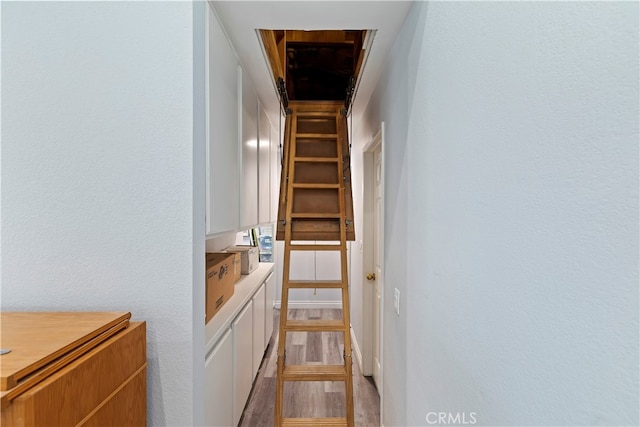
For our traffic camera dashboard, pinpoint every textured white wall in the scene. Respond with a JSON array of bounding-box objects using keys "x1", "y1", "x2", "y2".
[
  {"x1": 1, "y1": 2, "x2": 202, "y2": 425},
  {"x1": 357, "y1": 29, "x2": 411, "y2": 423},
  {"x1": 360, "y1": 1, "x2": 639, "y2": 426}
]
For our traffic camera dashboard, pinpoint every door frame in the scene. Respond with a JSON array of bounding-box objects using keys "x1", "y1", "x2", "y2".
[{"x1": 361, "y1": 123, "x2": 385, "y2": 401}]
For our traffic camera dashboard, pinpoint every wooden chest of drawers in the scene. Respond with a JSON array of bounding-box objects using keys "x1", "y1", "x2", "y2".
[{"x1": 0, "y1": 312, "x2": 146, "y2": 426}]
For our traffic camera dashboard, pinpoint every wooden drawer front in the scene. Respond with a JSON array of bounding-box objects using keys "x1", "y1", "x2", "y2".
[
  {"x1": 80, "y1": 366, "x2": 146, "y2": 427},
  {"x1": 4, "y1": 322, "x2": 146, "y2": 426}
]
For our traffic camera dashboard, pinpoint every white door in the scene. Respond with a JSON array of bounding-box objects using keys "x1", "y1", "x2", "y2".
[
  {"x1": 265, "y1": 273, "x2": 275, "y2": 345},
  {"x1": 252, "y1": 283, "x2": 266, "y2": 377},
  {"x1": 205, "y1": 329, "x2": 233, "y2": 427},
  {"x1": 233, "y1": 301, "x2": 253, "y2": 426},
  {"x1": 372, "y1": 147, "x2": 382, "y2": 388}
]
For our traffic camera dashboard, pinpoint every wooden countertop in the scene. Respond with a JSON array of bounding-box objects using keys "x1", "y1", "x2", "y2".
[{"x1": 0, "y1": 312, "x2": 130, "y2": 408}]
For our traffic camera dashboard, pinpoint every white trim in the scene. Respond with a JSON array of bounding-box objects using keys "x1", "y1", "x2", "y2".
[
  {"x1": 192, "y1": 2, "x2": 208, "y2": 425},
  {"x1": 204, "y1": 4, "x2": 211, "y2": 236},
  {"x1": 350, "y1": 325, "x2": 364, "y2": 373},
  {"x1": 379, "y1": 121, "x2": 386, "y2": 425},
  {"x1": 363, "y1": 128, "x2": 383, "y2": 152},
  {"x1": 362, "y1": 128, "x2": 383, "y2": 378},
  {"x1": 362, "y1": 122, "x2": 386, "y2": 424},
  {"x1": 274, "y1": 300, "x2": 342, "y2": 310}
]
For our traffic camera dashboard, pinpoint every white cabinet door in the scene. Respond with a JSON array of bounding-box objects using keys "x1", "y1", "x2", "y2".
[
  {"x1": 233, "y1": 301, "x2": 253, "y2": 426},
  {"x1": 258, "y1": 106, "x2": 271, "y2": 225},
  {"x1": 240, "y1": 69, "x2": 258, "y2": 229},
  {"x1": 205, "y1": 329, "x2": 233, "y2": 427},
  {"x1": 265, "y1": 272, "x2": 275, "y2": 346},
  {"x1": 251, "y1": 283, "x2": 266, "y2": 377},
  {"x1": 206, "y1": 6, "x2": 239, "y2": 235},
  {"x1": 270, "y1": 122, "x2": 280, "y2": 223}
]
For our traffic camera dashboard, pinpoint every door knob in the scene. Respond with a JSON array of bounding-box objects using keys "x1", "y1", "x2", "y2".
[{"x1": 366, "y1": 273, "x2": 376, "y2": 281}]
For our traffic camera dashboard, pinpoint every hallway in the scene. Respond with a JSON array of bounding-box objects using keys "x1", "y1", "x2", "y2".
[
  {"x1": 240, "y1": 310, "x2": 380, "y2": 426},
  {"x1": 2, "y1": 1, "x2": 637, "y2": 425}
]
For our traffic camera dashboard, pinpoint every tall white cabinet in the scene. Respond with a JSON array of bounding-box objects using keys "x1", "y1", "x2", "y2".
[
  {"x1": 206, "y1": 5, "x2": 278, "y2": 236},
  {"x1": 258, "y1": 107, "x2": 271, "y2": 225},
  {"x1": 240, "y1": 71, "x2": 259, "y2": 230},
  {"x1": 204, "y1": 4, "x2": 280, "y2": 425},
  {"x1": 270, "y1": 122, "x2": 280, "y2": 223},
  {"x1": 205, "y1": 6, "x2": 239, "y2": 235}
]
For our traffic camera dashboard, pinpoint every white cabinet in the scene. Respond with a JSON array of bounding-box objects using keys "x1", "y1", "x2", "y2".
[
  {"x1": 233, "y1": 301, "x2": 253, "y2": 426},
  {"x1": 251, "y1": 283, "x2": 266, "y2": 377},
  {"x1": 205, "y1": 329, "x2": 233, "y2": 427},
  {"x1": 206, "y1": 6, "x2": 239, "y2": 235},
  {"x1": 270, "y1": 122, "x2": 280, "y2": 223},
  {"x1": 205, "y1": 264, "x2": 275, "y2": 427},
  {"x1": 265, "y1": 272, "x2": 275, "y2": 345},
  {"x1": 206, "y1": 5, "x2": 281, "y2": 235},
  {"x1": 240, "y1": 69, "x2": 259, "y2": 229},
  {"x1": 258, "y1": 106, "x2": 271, "y2": 225}
]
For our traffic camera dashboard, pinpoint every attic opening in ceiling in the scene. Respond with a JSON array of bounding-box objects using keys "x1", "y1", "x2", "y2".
[{"x1": 259, "y1": 29, "x2": 369, "y2": 103}]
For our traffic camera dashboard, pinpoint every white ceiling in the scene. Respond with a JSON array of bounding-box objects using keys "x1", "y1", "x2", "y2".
[{"x1": 212, "y1": 1, "x2": 413, "y2": 123}]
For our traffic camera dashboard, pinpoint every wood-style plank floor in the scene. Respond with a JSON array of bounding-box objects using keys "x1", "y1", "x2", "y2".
[{"x1": 239, "y1": 309, "x2": 380, "y2": 426}]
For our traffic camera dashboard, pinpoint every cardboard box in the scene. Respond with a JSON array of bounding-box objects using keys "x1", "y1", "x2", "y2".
[
  {"x1": 207, "y1": 251, "x2": 241, "y2": 284},
  {"x1": 205, "y1": 252, "x2": 236, "y2": 323},
  {"x1": 228, "y1": 251, "x2": 242, "y2": 282},
  {"x1": 225, "y1": 245, "x2": 259, "y2": 275}
]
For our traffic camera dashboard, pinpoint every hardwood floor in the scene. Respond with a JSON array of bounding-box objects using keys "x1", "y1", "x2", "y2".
[{"x1": 239, "y1": 309, "x2": 380, "y2": 426}]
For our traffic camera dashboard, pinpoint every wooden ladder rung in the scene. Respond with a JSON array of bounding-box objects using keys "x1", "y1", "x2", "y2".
[
  {"x1": 292, "y1": 183, "x2": 340, "y2": 189},
  {"x1": 289, "y1": 244, "x2": 342, "y2": 251},
  {"x1": 284, "y1": 319, "x2": 346, "y2": 332},
  {"x1": 282, "y1": 418, "x2": 348, "y2": 426},
  {"x1": 286, "y1": 280, "x2": 345, "y2": 289},
  {"x1": 296, "y1": 112, "x2": 337, "y2": 117},
  {"x1": 294, "y1": 157, "x2": 339, "y2": 163},
  {"x1": 296, "y1": 133, "x2": 338, "y2": 139},
  {"x1": 282, "y1": 365, "x2": 347, "y2": 381},
  {"x1": 290, "y1": 212, "x2": 341, "y2": 219}
]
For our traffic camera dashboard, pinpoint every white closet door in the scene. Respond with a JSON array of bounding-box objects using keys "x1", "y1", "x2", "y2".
[
  {"x1": 233, "y1": 301, "x2": 253, "y2": 425},
  {"x1": 240, "y1": 69, "x2": 258, "y2": 229},
  {"x1": 205, "y1": 328, "x2": 233, "y2": 427},
  {"x1": 252, "y1": 283, "x2": 266, "y2": 376},
  {"x1": 258, "y1": 107, "x2": 271, "y2": 225},
  {"x1": 206, "y1": 6, "x2": 239, "y2": 234},
  {"x1": 270, "y1": 122, "x2": 280, "y2": 223},
  {"x1": 265, "y1": 272, "x2": 275, "y2": 345}
]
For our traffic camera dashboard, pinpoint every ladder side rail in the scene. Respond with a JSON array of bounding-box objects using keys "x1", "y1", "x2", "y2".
[
  {"x1": 335, "y1": 111, "x2": 355, "y2": 427},
  {"x1": 340, "y1": 113, "x2": 355, "y2": 240},
  {"x1": 275, "y1": 106, "x2": 298, "y2": 426},
  {"x1": 276, "y1": 111, "x2": 293, "y2": 238}
]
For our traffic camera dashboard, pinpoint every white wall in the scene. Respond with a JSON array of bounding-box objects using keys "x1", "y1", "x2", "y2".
[
  {"x1": 358, "y1": 1, "x2": 639, "y2": 426},
  {"x1": 358, "y1": 40, "x2": 409, "y2": 424},
  {"x1": 1, "y1": 2, "x2": 205, "y2": 425}
]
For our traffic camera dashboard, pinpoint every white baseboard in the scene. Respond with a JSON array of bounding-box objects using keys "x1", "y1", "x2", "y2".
[
  {"x1": 350, "y1": 326, "x2": 364, "y2": 373},
  {"x1": 274, "y1": 300, "x2": 343, "y2": 309}
]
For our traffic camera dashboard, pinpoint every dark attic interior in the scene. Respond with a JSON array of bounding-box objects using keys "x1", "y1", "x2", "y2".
[{"x1": 259, "y1": 30, "x2": 368, "y2": 102}]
